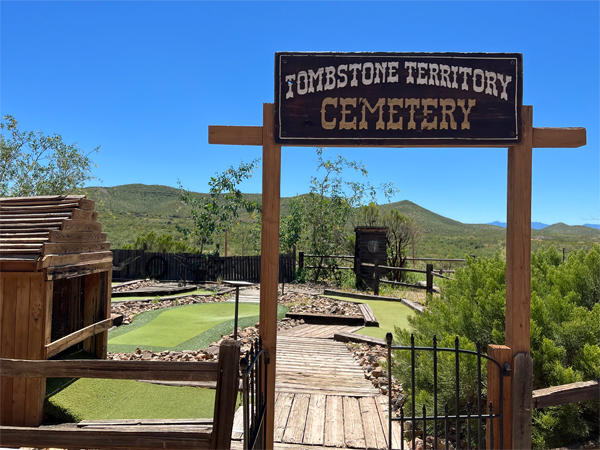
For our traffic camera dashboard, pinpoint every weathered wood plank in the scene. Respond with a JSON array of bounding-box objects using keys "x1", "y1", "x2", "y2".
[
  {"x1": 45, "y1": 318, "x2": 113, "y2": 358},
  {"x1": 0, "y1": 358, "x2": 219, "y2": 382},
  {"x1": 532, "y1": 379, "x2": 599, "y2": 409},
  {"x1": 343, "y1": 397, "x2": 366, "y2": 448},
  {"x1": 0, "y1": 275, "x2": 18, "y2": 425},
  {"x1": 61, "y1": 219, "x2": 103, "y2": 232},
  {"x1": 282, "y1": 393, "x2": 310, "y2": 444},
  {"x1": 359, "y1": 303, "x2": 379, "y2": 326},
  {"x1": 274, "y1": 392, "x2": 294, "y2": 442},
  {"x1": 324, "y1": 396, "x2": 344, "y2": 448},
  {"x1": 25, "y1": 274, "x2": 45, "y2": 426},
  {"x1": 46, "y1": 261, "x2": 112, "y2": 280},
  {"x1": 39, "y1": 251, "x2": 113, "y2": 269},
  {"x1": 0, "y1": 425, "x2": 212, "y2": 449},
  {"x1": 360, "y1": 396, "x2": 387, "y2": 450},
  {"x1": 42, "y1": 241, "x2": 110, "y2": 255},
  {"x1": 334, "y1": 331, "x2": 386, "y2": 346},
  {"x1": 302, "y1": 394, "x2": 325, "y2": 446},
  {"x1": 49, "y1": 230, "x2": 107, "y2": 243},
  {"x1": 512, "y1": 353, "x2": 533, "y2": 450},
  {"x1": 11, "y1": 277, "x2": 31, "y2": 426},
  {"x1": 487, "y1": 344, "x2": 512, "y2": 450},
  {"x1": 72, "y1": 209, "x2": 98, "y2": 221}
]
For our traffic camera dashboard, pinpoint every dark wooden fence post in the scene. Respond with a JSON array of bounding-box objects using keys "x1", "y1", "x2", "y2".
[
  {"x1": 373, "y1": 262, "x2": 379, "y2": 296},
  {"x1": 426, "y1": 263, "x2": 433, "y2": 293},
  {"x1": 298, "y1": 251, "x2": 304, "y2": 273},
  {"x1": 210, "y1": 339, "x2": 240, "y2": 450}
]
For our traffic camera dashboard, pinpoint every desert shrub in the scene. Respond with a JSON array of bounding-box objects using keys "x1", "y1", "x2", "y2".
[{"x1": 393, "y1": 245, "x2": 600, "y2": 449}]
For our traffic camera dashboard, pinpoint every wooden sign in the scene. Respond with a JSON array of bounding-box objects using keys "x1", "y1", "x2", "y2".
[{"x1": 275, "y1": 52, "x2": 523, "y2": 146}]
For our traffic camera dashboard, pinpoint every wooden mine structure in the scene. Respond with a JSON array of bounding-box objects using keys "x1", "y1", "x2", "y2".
[{"x1": 0, "y1": 195, "x2": 112, "y2": 426}]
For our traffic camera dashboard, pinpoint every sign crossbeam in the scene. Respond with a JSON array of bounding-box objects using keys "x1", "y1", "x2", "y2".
[{"x1": 208, "y1": 125, "x2": 586, "y2": 148}]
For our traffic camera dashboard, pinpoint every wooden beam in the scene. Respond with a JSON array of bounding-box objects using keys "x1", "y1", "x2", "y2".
[
  {"x1": 532, "y1": 127, "x2": 586, "y2": 148},
  {"x1": 46, "y1": 261, "x2": 112, "y2": 280},
  {"x1": 208, "y1": 126, "x2": 263, "y2": 146},
  {"x1": 49, "y1": 230, "x2": 107, "y2": 243},
  {"x1": 38, "y1": 251, "x2": 113, "y2": 269},
  {"x1": 0, "y1": 358, "x2": 219, "y2": 382},
  {"x1": 532, "y1": 379, "x2": 599, "y2": 409},
  {"x1": 486, "y1": 345, "x2": 512, "y2": 450},
  {"x1": 45, "y1": 318, "x2": 113, "y2": 358},
  {"x1": 60, "y1": 219, "x2": 103, "y2": 233},
  {"x1": 42, "y1": 242, "x2": 110, "y2": 255},
  {"x1": 0, "y1": 425, "x2": 211, "y2": 449},
  {"x1": 512, "y1": 353, "x2": 533, "y2": 450},
  {"x1": 505, "y1": 105, "x2": 533, "y2": 356},
  {"x1": 259, "y1": 103, "x2": 281, "y2": 450},
  {"x1": 208, "y1": 124, "x2": 586, "y2": 149},
  {"x1": 506, "y1": 105, "x2": 533, "y2": 450}
]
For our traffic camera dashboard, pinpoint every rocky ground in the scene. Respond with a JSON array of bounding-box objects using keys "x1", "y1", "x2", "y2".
[{"x1": 111, "y1": 278, "x2": 158, "y2": 292}]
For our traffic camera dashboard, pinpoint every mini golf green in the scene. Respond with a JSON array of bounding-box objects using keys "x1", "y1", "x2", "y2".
[
  {"x1": 322, "y1": 295, "x2": 414, "y2": 340},
  {"x1": 46, "y1": 379, "x2": 217, "y2": 422},
  {"x1": 108, "y1": 302, "x2": 261, "y2": 351}
]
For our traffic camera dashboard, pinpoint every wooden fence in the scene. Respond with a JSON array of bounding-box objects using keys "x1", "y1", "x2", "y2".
[{"x1": 112, "y1": 250, "x2": 295, "y2": 284}]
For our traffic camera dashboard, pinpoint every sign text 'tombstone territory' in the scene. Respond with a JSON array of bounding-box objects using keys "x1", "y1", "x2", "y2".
[{"x1": 275, "y1": 52, "x2": 523, "y2": 146}]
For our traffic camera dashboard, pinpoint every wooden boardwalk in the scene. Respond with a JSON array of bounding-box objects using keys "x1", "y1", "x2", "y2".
[{"x1": 279, "y1": 324, "x2": 363, "y2": 339}]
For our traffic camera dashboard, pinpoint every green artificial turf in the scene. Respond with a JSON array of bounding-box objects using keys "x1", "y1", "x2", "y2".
[
  {"x1": 109, "y1": 302, "x2": 260, "y2": 349},
  {"x1": 46, "y1": 378, "x2": 217, "y2": 422},
  {"x1": 322, "y1": 294, "x2": 414, "y2": 340},
  {"x1": 107, "y1": 302, "x2": 289, "y2": 353},
  {"x1": 111, "y1": 289, "x2": 214, "y2": 302}
]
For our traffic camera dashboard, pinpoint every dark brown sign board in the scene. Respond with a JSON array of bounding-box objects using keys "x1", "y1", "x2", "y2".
[{"x1": 275, "y1": 52, "x2": 523, "y2": 146}]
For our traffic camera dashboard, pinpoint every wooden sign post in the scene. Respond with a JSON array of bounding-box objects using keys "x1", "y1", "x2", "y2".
[{"x1": 208, "y1": 51, "x2": 586, "y2": 449}]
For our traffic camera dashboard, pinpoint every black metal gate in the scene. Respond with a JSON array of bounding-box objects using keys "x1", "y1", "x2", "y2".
[
  {"x1": 385, "y1": 333, "x2": 510, "y2": 450},
  {"x1": 240, "y1": 337, "x2": 270, "y2": 450}
]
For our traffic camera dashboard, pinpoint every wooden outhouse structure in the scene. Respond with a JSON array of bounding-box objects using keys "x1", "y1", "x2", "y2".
[
  {"x1": 354, "y1": 227, "x2": 388, "y2": 289},
  {"x1": 0, "y1": 195, "x2": 112, "y2": 426}
]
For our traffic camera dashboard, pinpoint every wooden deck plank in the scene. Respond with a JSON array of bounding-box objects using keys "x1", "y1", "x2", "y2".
[
  {"x1": 360, "y1": 396, "x2": 388, "y2": 450},
  {"x1": 282, "y1": 393, "x2": 310, "y2": 444},
  {"x1": 343, "y1": 397, "x2": 366, "y2": 449},
  {"x1": 274, "y1": 392, "x2": 294, "y2": 442},
  {"x1": 324, "y1": 396, "x2": 344, "y2": 448},
  {"x1": 302, "y1": 394, "x2": 326, "y2": 446}
]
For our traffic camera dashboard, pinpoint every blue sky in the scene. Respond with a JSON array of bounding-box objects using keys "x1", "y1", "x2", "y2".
[{"x1": 2, "y1": 1, "x2": 598, "y2": 226}]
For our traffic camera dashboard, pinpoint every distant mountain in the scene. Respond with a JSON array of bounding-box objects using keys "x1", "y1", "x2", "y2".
[
  {"x1": 584, "y1": 223, "x2": 600, "y2": 230},
  {"x1": 487, "y1": 221, "x2": 548, "y2": 230},
  {"x1": 488, "y1": 221, "x2": 506, "y2": 228},
  {"x1": 85, "y1": 184, "x2": 599, "y2": 255},
  {"x1": 540, "y1": 223, "x2": 600, "y2": 237}
]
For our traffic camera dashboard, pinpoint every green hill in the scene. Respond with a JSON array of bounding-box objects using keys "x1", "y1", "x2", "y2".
[{"x1": 86, "y1": 184, "x2": 599, "y2": 259}]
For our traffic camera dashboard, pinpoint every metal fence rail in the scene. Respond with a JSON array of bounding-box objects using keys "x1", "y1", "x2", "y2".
[
  {"x1": 386, "y1": 333, "x2": 510, "y2": 450},
  {"x1": 240, "y1": 338, "x2": 270, "y2": 450}
]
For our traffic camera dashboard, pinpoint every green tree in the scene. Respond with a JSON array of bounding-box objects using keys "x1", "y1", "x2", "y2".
[
  {"x1": 392, "y1": 245, "x2": 600, "y2": 448},
  {"x1": 0, "y1": 115, "x2": 99, "y2": 197},
  {"x1": 279, "y1": 198, "x2": 304, "y2": 254},
  {"x1": 177, "y1": 159, "x2": 261, "y2": 255},
  {"x1": 122, "y1": 230, "x2": 198, "y2": 253},
  {"x1": 299, "y1": 148, "x2": 398, "y2": 281}
]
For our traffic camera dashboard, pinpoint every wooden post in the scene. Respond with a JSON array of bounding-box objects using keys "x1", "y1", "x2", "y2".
[
  {"x1": 426, "y1": 263, "x2": 434, "y2": 293},
  {"x1": 512, "y1": 353, "x2": 533, "y2": 450},
  {"x1": 298, "y1": 251, "x2": 304, "y2": 272},
  {"x1": 210, "y1": 340, "x2": 241, "y2": 450},
  {"x1": 506, "y1": 105, "x2": 533, "y2": 446},
  {"x1": 373, "y1": 262, "x2": 379, "y2": 296},
  {"x1": 486, "y1": 344, "x2": 512, "y2": 450},
  {"x1": 259, "y1": 103, "x2": 281, "y2": 450}
]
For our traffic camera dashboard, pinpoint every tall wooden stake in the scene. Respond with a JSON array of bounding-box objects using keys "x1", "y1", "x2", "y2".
[
  {"x1": 259, "y1": 103, "x2": 280, "y2": 450},
  {"x1": 505, "y1": 105, "x2": 533, "y2": 449}
]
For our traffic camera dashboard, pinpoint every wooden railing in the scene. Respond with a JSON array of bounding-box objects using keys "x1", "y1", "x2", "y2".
[
  {"x1": 532, "y1": 379, "x2": 599, "y2": 409},
  {"x1": 0, "y1": 340, "x2": 241, "y2": 450}
]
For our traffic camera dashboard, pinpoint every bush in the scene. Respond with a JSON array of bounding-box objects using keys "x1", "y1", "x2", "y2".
[{"x1": 393, "y1": 245, "x2": 600, "y2": 448}]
